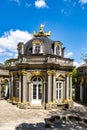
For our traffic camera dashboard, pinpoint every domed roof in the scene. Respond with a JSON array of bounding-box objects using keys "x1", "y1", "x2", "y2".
[
  {"x1": 24, "y1": 25, "x2": 63, "y2": 56},
  {"x1": 78, "y1": 63, "x2": 87, "y2": 68},
  {"x1": 24, "y1": 36, "x2": 54, "y2": 55}
]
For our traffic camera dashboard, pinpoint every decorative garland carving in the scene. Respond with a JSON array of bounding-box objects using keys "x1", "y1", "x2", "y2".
[
  {"x1": 31, "y1": 71, "x2": 41, "y2": 76},
  {"x1": 21, "y1": 70, "x2": 27, "y2": 75}
]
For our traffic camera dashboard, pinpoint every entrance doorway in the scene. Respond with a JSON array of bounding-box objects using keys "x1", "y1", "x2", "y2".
[{"x1": 32, "y1": 77, "x2": 42, "y2": 105}]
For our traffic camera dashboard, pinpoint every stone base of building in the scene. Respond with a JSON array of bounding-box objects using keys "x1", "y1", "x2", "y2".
[
  {"x1": 45, "y1": 100, "x2": 73, "y2": 110},
  {"x1": 7, "y1": 99, "x2": 73, "y2": 109}
]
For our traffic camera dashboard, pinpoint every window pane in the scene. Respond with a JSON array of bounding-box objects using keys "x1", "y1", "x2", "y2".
[
  {"x1": 35, "y1": 44, "x2": 40, "y2": 54},
  {"x1": 33, "y1": 78, "x2": 37, "y2": 81},
  {"x1": 59, "y1": 90, "x2": 61, "y2": 99},
  {"x1": 56, "y1": 90, "x2": 58, "y2": 99},
  {"x1": 38, "y1": 77, "x2": 41, "y2": 81},
  {"x1": 33, "y1": 85, "x2": 37, "y2": 99},
  {"x1": 38, "y1": 85, "x2": 42, "y2": 99},
  {"x1": 59, "y1": 83, "x2": 61, "y2": 89}
]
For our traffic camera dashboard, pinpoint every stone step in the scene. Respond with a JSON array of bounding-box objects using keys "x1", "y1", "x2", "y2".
[{"x1": 28, "y1": 105, "x2": 44, "y2": 109}]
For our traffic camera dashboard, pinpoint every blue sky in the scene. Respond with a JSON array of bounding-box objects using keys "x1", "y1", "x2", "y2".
[{"x1": 0, "y1": 0, "x2": 87, "y2": 67}]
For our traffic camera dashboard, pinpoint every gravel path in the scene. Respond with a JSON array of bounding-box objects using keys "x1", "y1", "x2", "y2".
[
  {"x1": 0, "y1": 100, "x2": 49, "y2": 130},
  {"x1": 0, "y1": 100, "x2": 87, "y2": 130}
]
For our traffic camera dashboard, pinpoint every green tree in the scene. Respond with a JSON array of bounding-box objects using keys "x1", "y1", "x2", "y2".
[
  {"x1": 4, "y1": 60, "x2": 9, "y2": 66},
  {"x1": 81, "y1": 54, "x2": 87, "y2": 63},
  {"x1": 72, "y1": 67, "x2": 77, "y2": 88}
]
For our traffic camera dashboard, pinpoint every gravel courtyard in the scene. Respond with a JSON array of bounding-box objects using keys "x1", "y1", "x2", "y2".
[{"x1": 0, "y1": 100, "x2": 87, "y2": 130}]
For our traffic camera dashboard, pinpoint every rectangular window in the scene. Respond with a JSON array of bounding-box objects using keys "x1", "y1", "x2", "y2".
[{"x1": 56, "y1": 82, "x2": 63, "y2": 99}]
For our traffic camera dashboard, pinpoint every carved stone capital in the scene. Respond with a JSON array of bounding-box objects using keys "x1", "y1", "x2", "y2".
[
  {"x1": 9, "y1": 72, "x2": 13, "y2": 77},
  {"x1": 69, "y1": 72, "x2": 72, "y2": 77},
  {"x1": 47, "y1": 70, "x2": 52, "y2": 76},
  {"x1": 65, "y1": 72, "x2": 70, "y2": 77},
  {"x1": 21, "y1": 70, "x2": 27, "y2": 75},
  {"x1": 52, "y1": 71, "x2": 56, "y2": 76},
  {"x1": 18, "y1": 71, "x2": 21, "y2": 76}
]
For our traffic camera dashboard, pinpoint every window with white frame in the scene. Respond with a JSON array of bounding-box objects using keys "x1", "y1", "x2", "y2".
[
  {"x1": 56, "y1": 81, "x2": 63, "y2": 99},
  {"x1": 35, "y1": 44, "x2": 40, "y2": 54}
]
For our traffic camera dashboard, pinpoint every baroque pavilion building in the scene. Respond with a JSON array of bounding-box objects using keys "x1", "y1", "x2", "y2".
[
  {"x1": 7, "y1": 25, "x2": 74, "y2": 109},
  {"x1": 76, "y1": 63, "x2": 87, "y2": 103}
]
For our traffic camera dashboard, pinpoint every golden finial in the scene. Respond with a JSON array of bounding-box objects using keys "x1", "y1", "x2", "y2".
[
  {"x1": 33, "y1": 24, "x2": 51, "y2": 37},
  {"x1": 40, "y1": 24, "x2": 44, "y2": 32}
]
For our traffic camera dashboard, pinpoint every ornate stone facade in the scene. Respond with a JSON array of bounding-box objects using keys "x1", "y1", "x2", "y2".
[
  {"x1": 76, "y1": 63, "x2": 87, "y2": 103},
  {"x1": 7, "y1": 25, "x2": 74, "y2": 109},
  {"x1": 0, "y1": 63, "x2": 9, "y2": 99}
]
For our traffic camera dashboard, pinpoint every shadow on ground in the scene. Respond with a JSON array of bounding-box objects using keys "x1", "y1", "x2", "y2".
[
  {"x1": 15, "y1": 122, "x2": 45, "y2": 130},
  {"x1": 15, "y1": 103, "x2": 87, "y2": 130}
]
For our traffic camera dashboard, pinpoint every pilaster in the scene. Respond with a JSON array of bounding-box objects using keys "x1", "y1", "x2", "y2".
[
  {"x1": 9, "y1": 72, "x2": 13, "y2": 99},
  {"x1": 47, "y1": 71, "x2": 52, "y2": 103},
  {"x1": 53, "y1": 71, "x2": 56, "y2": 101},
  {"x1": 21, "y1": 70, "x2": 27, "y2": 103},
  {"x1": 70, "y1": 74, "x2": 72, "y2": 100},
  {"x1": 65, "y1": 73, "x2": 69, "y2": 100},
  {"x1": 18, "y1": 71, "x2": 21, "y2": 102}
]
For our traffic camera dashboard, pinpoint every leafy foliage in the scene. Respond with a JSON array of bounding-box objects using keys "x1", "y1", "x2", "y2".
[
  {"x1": 72, "y1": 67, "x2": 77, "y2": 87},
  {"x1": 4, "y1": 60, "x2": 9, "y2": 66},
  {"x1": 81, "y1": 54, "x2": 87, "y2": 63}
]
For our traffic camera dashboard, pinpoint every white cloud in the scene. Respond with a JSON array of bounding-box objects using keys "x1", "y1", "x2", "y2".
[
  {"x1": 35, "y1": 0, "x2": 48, "y2": 8},
  {"x1": 79, "y1": 0, "x2": 87, "y2": 4},
  {"x1": 65, "y1": 52, "x2": 73, "y2": 58},
  {"x1": 0, "y1": 29, "x2": 33, "y2": 62},
  {"x1": 73, "y1": 61, "x2": 85, "y2": 67},
  {"x1": 10, "y1": 0, "x2": 21, "y2": 5},
  {"x1": 0, "y1": 48, "x2": 4, "y2": 53}
]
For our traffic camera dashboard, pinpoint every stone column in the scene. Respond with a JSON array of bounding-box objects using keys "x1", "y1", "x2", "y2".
[
  {"x1": 47, "y1": 71, "x2": 52, "y2": 103},
  {"x1": 53, "y1": 71, "x2": 56, "y2": 102},
  {"x1": 21, "y1": 70, "x2": 27, "y2": 103},
  {"x1": 65, "y1": 73, "x2": 69, "y2": 100},
  {"x1": 18, "y1": 71, "x2": 21, "y2": 102},
  {"x1": 27, "y1": 79, "x2": 30, "y2": 102},
  {"x1": 63, "y1": 81, "x2": 65, "y2": 99},
  {"x1": 9, "y1": 72, "x2": 13, "y2": 99},
  {"x1": 80, "y1": 82, "x2": 82, "y2": 101},
  {"x1": 80, "y1": 78, "x2": 83, "y2": 101},
  {"x1": 42, "y1": 81, "x2": 46, "y2": 105},
  {"x1": 70, "y1": 74, "x2": 72, "y2": 100}
]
